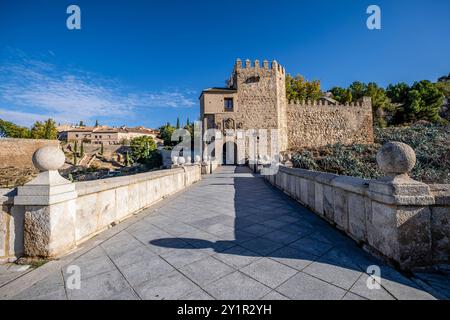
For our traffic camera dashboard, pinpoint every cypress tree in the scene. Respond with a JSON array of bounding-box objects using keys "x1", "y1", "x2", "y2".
[{"x1": 80, "y1": 142, "x2": 84, "y2": 157}]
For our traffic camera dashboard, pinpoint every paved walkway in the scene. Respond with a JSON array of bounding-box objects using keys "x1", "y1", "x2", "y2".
[{"x1": 0, "y1": 167, "x2": 443, "y2": 300}]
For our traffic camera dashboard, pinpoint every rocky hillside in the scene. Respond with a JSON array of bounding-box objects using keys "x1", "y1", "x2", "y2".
[{"x1": 291, "y1": 123, "x2": 450, "y2": 184}]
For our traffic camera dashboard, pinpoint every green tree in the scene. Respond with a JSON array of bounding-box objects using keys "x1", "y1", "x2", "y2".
[
  {"x1": 386, "y1": 83, "x2": 411, "y2": 124},
  {"x1": 387, "y1": 81, "x2": 445, "y2": 124},
  {"x1": 100, "y1": 142, "x2": 104, "y2": 155},
  {"x1": 436, "y1": 73, "x2": 450, "y2": 99},
  {"x1": 125, "y1": 151, "x2": 132, "y2": 167},
  {"x1": 0, "y1": 119, "x2": 31, "y2": 138},
  {"x1": 74, "y1": 141, "x2": 78, "y2": 154},
  {"x1": 73, "y1": 152, "x2": 78, "y2": 165},
  {"x1": 79, "y1": 120, "x2": 85, "y2": 127},
  {"x1": 406, "y1": 81, "x2": 444, "y2": 123},
  {"x1": 332, "y1": 82, "x2": 391, "y2": 126},
  {"x1": 386, "y1": 82, "x2": 410, "y2": 104},
  {"x1": 365, "y1": 82, "x2": 392, "y2": 127},
  {"x1": 329, "y1": 87, "x2": 353, "y2": 104},
  {"x1": 436, "y1": 81, "x2": 450, "y2": 100},
  {"x1": 130, "y1": 136, "x2": 157, "y2": 163},
  {"x1": 159, "y1": 123, "x2": 177, "y2": 148},
  {"x1": 286, "y1": 74, "x2": 322, "y2": 102},
  {"x1": 176, "y1": 117, "x2": 180, "y2": 129},
  {"x1": 80, "y1": 142, "x2": 84, "y2": 157},
  {"x1": 30, "y1": 121, "x2": 45, "y2": 139},
  {"x1": 43, "y1": 119, "x2": 57, "y2": 139},
  {"x1": 349, "y1": 81, "x2": 367, "y2": 101},
  {"x1": 30, "y1": 119, "x2": 57, "y2": 139},
  {"x1": 95, "y1": 119, "x2": 100, "y2": 127}
]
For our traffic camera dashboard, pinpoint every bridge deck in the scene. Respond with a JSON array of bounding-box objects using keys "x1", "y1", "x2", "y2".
[{"x1": 0, "y1": 166, "x2": 440, "y2": 300}]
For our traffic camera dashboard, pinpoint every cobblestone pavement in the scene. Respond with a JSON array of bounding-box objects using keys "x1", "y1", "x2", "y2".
[{"x1": 0, "y1": 166, "x2": 445, "y2": 300}]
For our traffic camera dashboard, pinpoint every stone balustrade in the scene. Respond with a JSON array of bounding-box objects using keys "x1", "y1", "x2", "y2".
[
  {"x1": 1, "y1": 146, "x2": 201, "y2": 260},
  {"x1": 2, "y1": 142, "x2": 448, "y2": 269},
  {"x1": 266, "y1": 142, "x2": 450, "y2": 269}
]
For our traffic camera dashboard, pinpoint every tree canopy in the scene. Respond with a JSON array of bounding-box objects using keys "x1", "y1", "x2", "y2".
[
  {"x1": 0, "y1": 118, "x2": 57, "y2": 139},
  {"x1": 130, "y1": 136, "x2": 157, "y2": 163},
  {"x1": 386, "y1": 81, "x2": 445, "y2": 124},
  {"x1": 329, "y1": 87, "x2": 352, "y2": 104},
  {"x1": 130, "y1": 135, "x2": 161, "y2": 169},
  {"x1": 436, "y1": 74, "x2": 450, "y2": 100},
  {"x1": 159, "y1": 122, "x2": 177, "y2": 148},
  {"x1": 327, "y1": 79, "x2": 446, "y2": 126},
  {"x1": 0, "y1": 119, "x2": 31, "y2": 138},
  {"x1": 286, "y1": 74, "x2": 322, "y2": 102}
]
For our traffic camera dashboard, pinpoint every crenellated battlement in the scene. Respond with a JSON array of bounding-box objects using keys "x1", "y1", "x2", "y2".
[
  {"x1": 287, "y1": 97, "x2": 371, "y2": 108},
  {"x1": 234, "y1": 58, "x2": 285, "y2": 74}
]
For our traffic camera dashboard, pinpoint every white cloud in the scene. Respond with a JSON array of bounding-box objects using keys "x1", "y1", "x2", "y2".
[
  {"x1": 0, "y1": 57, "x2": 196, "y2": 126},
  {"x1": 0, "y1": 109, "x2": 60, "y2": 126}
]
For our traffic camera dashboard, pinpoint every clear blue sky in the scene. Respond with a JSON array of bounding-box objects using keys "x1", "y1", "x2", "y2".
[{"x1": 1, "y1": 0, "x2": 449, "y2": 128}]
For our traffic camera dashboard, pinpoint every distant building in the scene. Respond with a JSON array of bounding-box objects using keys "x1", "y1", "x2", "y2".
[{"x1": 59, "y1": 125, "x2": 161, "y2": 145}]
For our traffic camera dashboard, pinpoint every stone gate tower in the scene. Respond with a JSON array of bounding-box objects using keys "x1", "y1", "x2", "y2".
[
  {"x1": 200, "y1": 59, "x2": 288, "y2": 164},
  {"x1": 200, "y1": 59, "x2": 374, "y2": 165}
]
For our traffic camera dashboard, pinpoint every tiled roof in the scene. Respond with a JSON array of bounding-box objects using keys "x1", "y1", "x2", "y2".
[{"x1": 65, "y1": 127, "x2": 158, "y2": 134}]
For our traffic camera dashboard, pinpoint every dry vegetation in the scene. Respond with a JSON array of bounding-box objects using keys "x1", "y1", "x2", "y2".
[
  {"x1": 292, "y1": 123, "x2": 450, "y2": 184},
  {"x1": 0, "y1": 167, "x2": 38, "y2": 188}
]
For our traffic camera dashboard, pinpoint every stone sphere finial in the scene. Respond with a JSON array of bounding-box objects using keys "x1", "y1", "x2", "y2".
[
  {"x1": 376, "y1": 142, "x2": 416, "y2": 175},
  {"x1": 178, "y1": 157, "x2": 186, "y2": 165},
  {"x1": 32, "y1": 146, "x2": 66, "y2": 172}
]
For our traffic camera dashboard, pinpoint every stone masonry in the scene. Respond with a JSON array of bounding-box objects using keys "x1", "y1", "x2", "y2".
[
  {"x1": 0, "y1": 139, "x2": 59, "y2": 169},
  {"x1": 200, "y1": 59, "x2": 374, "y2": 163}
]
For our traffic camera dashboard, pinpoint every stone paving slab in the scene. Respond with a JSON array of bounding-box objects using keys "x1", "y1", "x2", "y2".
[{"x1": 0, "y1": 166, "x2": 446, "y2": 300}]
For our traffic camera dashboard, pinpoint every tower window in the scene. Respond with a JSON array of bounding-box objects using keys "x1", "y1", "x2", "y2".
[
  {"x1": 224, "y1": 98, "x2": 234, "y2": 112},
  {"x1": 245, "y1": 76, "x2": 260, "y2": 84}
]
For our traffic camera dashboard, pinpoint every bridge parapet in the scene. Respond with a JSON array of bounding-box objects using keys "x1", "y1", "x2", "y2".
[
  {"x1": 266, "y1": 141, "x2": 450, "y2": 270},
  {"x1": 5, "y1": 146, "x2": 201, "y2": 259}
]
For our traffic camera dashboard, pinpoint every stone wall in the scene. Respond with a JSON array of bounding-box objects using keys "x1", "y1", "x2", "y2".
[
  {"x1": 0, "y1": 189, "x2": 24, "y2": 262},
  {"x1": 265, "y1": 166, "x2": 450, "y2": 269},
  {"x1": 0, "y1": 139, "x2": 59, "y2": 169},
  {"x1": 286, "y1": 100, "x2": 374, "y2": 149},
  {"x1": 201, "y1": 59, "x2": 375, "y2": 159},
  {"x1": 73, "y1": 165, "x2": 201, "y2": 245},
  {"x1": 430, "y1": 185, "x2": 450, "y2": 263}
]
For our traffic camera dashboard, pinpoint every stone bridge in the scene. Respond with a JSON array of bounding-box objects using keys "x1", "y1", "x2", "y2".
[{"x1": 0, "y1": 165, "x2": 447, "y2": 300}]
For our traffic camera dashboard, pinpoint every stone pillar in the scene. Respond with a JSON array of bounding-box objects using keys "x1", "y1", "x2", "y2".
[
  {"x1": 14, "y1": 146, "x2": 78, "y2": 258},
  {"x1": 368, "y1": 142, "x2": 434, "y2": 269}
]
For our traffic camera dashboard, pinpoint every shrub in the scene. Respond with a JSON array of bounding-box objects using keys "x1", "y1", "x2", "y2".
[{"x1": 292, "y1": 123, "x2": 450, "y2": 183}]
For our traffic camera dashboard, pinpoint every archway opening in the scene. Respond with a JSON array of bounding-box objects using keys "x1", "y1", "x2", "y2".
[{"x1": 222, "y1": 141, "x2": 237, "y2": 165}]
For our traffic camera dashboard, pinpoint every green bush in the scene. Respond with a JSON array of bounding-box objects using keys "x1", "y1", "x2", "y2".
[
  {"x1": 143, "y1": 150, "x2": 163, "y2": 170},
  {"x1": 130, "y1": 136, "x2": 157, "y2": 163}
]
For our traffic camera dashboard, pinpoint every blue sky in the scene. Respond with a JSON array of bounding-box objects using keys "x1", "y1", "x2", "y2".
[{"x1": 0, "y1": 0, "x2": 449, "y2": 128}]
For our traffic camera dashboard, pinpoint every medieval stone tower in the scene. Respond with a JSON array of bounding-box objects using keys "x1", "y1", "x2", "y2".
[
  {"x1": 200, "y1": 59, "x2": 288, "y2": 164},
  {"x1": 200, "y1": 59, "x2": 373, "y2": 165}
]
